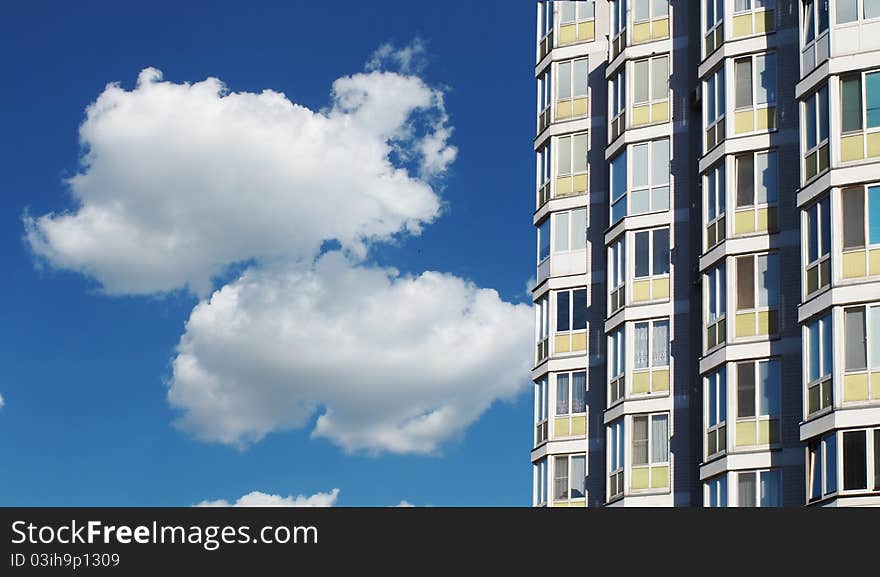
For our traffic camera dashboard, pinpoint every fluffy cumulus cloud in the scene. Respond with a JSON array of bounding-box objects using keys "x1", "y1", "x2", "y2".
[
  {"x1": 27, "y1": 43, "x2": 531, "y2": 456},
  {"x1": 168, "y1": 253, "x2": 532, "y2": 454},
  {"x1": 196, "y1": 488, "x2": 340, "y2": 508},
  {"x1": 0, "y1": 393, "x2": 4, "y2": 410},
  {"x1": 25, "y1": 63, "x2": 455, "y2": 295}
]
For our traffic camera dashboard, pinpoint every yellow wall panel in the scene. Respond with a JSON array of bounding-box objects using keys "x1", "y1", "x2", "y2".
[
  {"x1": 652, "y1": 101, "x2": 669, "y2": 123},
  {"x1": 755, "y1": 107, "x2": 775, "y2": 130},
  {"x1": 572, "y1": 97, "x2": 589, "y2": 117},
  {"x1": 556, "y1": 176, "x2": 573, "y2": 197},
  {"x1": 632, "y1": 104, "x2": 650, "y2": 126},
  {"x1": 632, "y1": 279, "x2": 651, "y2": 301},
  {"x1": 557, "y1": 100, "x2": 573, "y2": 119},
  {"x1": 734, "y1": 110, "x2": 754, "y2": 134},
  {"x1": 571, "y1": 415, "x2": 586, "y2": 436},
  {"x1": 631, "y1": 467, "x2": 650, "y2": 490},
  {"x1": 736, "y1": 421, "x2": 757, "y2": 446},
  {"x1": 559, "y1": 24, "x2": 577, "y2": 45},
  {"x1": 553, "y1": 501, "x2": 570, "y2": 508},
  {"x1": 571, "y1": 331, "x2": 587, "y2": 351},
  {"x1": 632, "y1": 22, "x2": 651, "y2": 44},
  {"x1": 842, "y1": 250, "x2": 867, "y2": 279},
  {"x1": 757, "y1": 310, "x2": 772, "y2": 335},
  {"x1": 555, "y1": 334, "x2": 571, "y2": 354},
  {"x1": 869, "y1": 249, "x2": 880, "y2": 275},
  {"x1": 572, "y1": 173, "x2": 588, "y2": 194},
  {"x1": 868, "y1": 132, "x2": 880, "y2": 158},
  {"x1": 578, "y1": 21, "x2": 595, "y2": 42},
  {"x1": 652, "y1": 369, "x2": 669, "y2": 392},
  {"x1": 736, "y1": 313, "x2": 756, "y2": 337},
  {"x1": 650, "y1": 465, "x2": 669, "y2": 489},
  {"x1": 652, "y1": 277, "x2": 669, "y2": 300},
  {"x1": 844, "y1": 372, "x2": 869, "y2": 401},
  {"x1": 569, "y1": 501, "x2": 586, "y2": 508},
  {"x1": 632, "y1": 371, "x2": 651, "y2": 394},
  {"x1": 755, "y1": 9, "x2": 774, "y2": 33},
  {"x1": 554, "y1": 417, "x2": 571, "y2": 438},
  {"x1": 732, "y1": 14, "x2": 753, "y2": 37},
  {"x1": 734, "y1": 209, "x2": 755, "y2": 235},
  {"x1": 841, "y1": 134, "x2": 865, "y2": 162},
  {"x1": 652, "y1": 18, "x2": 669, "y2": 39}
]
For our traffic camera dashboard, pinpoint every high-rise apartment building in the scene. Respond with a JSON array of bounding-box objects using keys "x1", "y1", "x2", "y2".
[{"x1": 531, "y1": 0, "x2": 880, "y2": 507}]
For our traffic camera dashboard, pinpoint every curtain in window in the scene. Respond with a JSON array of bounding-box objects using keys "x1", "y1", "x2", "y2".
[
  {"x1": 735, "y1": 59, "x2": 752, "y2": 108},
  {"x1": 570, "y1": 455, "x2": 586, "y2": 498},
  {"x1": 574, "y1": 60, "x2": 589, "y2": 98},
  {"x1": 738, "y1": 472, "x2": 756, "y2": 506},
  {"x1": 757, "y1": 254, "x2": 777, "y2": 307},
  {"x1": 554, "y1": 456, "x2": 569, "y2": 500},
  {"x1": 634, "y1": 323, "x2": 649, "y2": 369},
  {"x1": 652, "y1": 321, "x2": 669, "y2": 366},
  {"x1": 632, "y1": 416, "x2": 649, "y2": 465},
  {"x1": 571, "y1": 372, "x2": 586, "y2": 413},
  {"x1": 651, "y1": 415, "x2": 669, "y2": 463},
  {"x1": 844, "y1": 308, "x2": 867, "y2": 371},
  {"x1": 556, "y1": 373, "x2": 570, "y2": 415}
]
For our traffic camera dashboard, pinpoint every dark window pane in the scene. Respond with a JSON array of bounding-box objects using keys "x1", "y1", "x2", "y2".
[
  {"x1": 842, "y1": 187, "x2": 865, "y2": 249},
  {"x1": 736, "y1": 154, "x2": 754, "y2": 207},
  {"x1": 635, "y1": 231, "x2": 650, "y2": 278},
  {"x1": 820, "y1": 197, "x2": 830, "y2": 256},
  {"x1": 737, "y1": 362, "x2": 756, "y2": 418},
  {"x1": 735, "y1": 59, "x2": 753, "y2": 108},
  {"x1": 843, "y1": 431, "x2": 867, "y2": 490},
  {"x1": 737, "y1": 256, "x2": 755, "y2": 310},
  {"x1": 841, "y1": 76, "x2": 863, "y2": 133},
  {"x1": 572, "y1": 289, "x2": 587, "y2": 330},
  {"x1": 653, "y1": 228, "x2": 670, "y2": 275},
  {"x1": 807, "y1": 204, "x2": 819, "y2": 263},
  {"x1": 557, "y1": 291, "x2": 570, "y2": 332},
  {"x1": 874, "y1": 430, "x2": 880, "y2": 490},
  {"x1": 845, "y1": 308, "x2": 867, "y2": 371}
]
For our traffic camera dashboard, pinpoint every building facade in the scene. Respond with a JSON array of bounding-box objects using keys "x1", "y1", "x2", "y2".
[{"x1": 531, "y1": 0, "x2": 880, "y2": 507}]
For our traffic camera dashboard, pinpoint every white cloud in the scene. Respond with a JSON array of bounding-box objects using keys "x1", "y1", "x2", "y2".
[
  {"x1": 196, "y1": 488, "x2": 339, "y2": 508},
  {"x1": 0, "y1": 393, "x2": 4, "y2": 410},
  {"x1": 395, "y1": 500, "x2": 415, "y2": 507},
  {"x1": 167, "y1": 252, "x2": 532, "y2": 454},
  {"x1": 366, "y1": 38, "x2": 428, "y2": 75},
  {"x1": 25, "y1": 64, "x2": 455, "y2": 296}
]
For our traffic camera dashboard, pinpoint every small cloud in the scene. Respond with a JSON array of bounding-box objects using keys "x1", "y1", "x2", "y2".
[
  {"x1": 366, "y1": 38, "x2": 429, "y2": 74},
  {"x1": 195, "y1": 489, "x2": 340, "y2": 508},
  {"x1": 0, "y1": 393, "x2": 4, "y2": 410},
  {"x1": 395, "y1": 500, "x2": 415, "y2": 507}
]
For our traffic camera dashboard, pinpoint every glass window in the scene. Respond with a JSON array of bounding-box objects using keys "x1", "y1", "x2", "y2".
[
  {"x1": 841, "y1": 75, "x2": 863, "y2": 132},
  {"x1": 706, "y1": 366, "x2": 727, "y2": 456},
  {"x1": 556, "y1": 373, "x2": 570, "y2": 416},
  {"x1": 706, "y1": 66, "x2": 726, "y2": 126},
  {"x1": 629, "y1": 139, "x2": 670, "y2": 216},
  {"x1": 867, "y1": 0, "x2": 880, "y2": 19},
  {"x1": 535, "y1": 458, "x2": 547, "y2": 505},
  {"x1": 538, "y1": 219, "x2": 550, "y2": 263},
  {"x1": 845, "y1": 307, "x2": 867, "y2": 371},
  {"x1": 738, "y1": 470, "x2": 781, "y2": 506},
  {"x1": 735, "y1": 53, "x2": 776, "y2": 110},
  {"x1": 843, "y1": 187, "x2": 866, "y2": 248},
  {"x1": 554, "y1": 456, "x2": 569, "y2": 501},
  {"x1": 705, "y1": 475, "x2": 728, "y2": 507},
  {"x1": 806, "y1": 313, "x2": 833, "y2": 414},
  {"x1": 570, "y1": 455, "x2": 586, "y2": 499},
  {"x1": 611, "y1": 151, "x2": 627, "y2": 224},
  {"x1": 737, "y1": 359, "x2": 779, "y2": 419},
  {"x1": 609, "y1": 235, "x2": 626, "y2": 313},
  {"x1": 805, "y1": 196, "x2": 831, "y2": 295},
  {"x1": 735, "y1": 59, "x2": 753, "y2": 108},
  {"x1": 572, "y1": 371, "x2": 587, "y2": 413},
  {"x1": 874, "y1": 430, "x2": 880, "y2": 490},
  {"x1": 553, "y1": 209, "x2": 587, "y2": 253},
  {"x1": 736, "y1": 254, "x2": 777, "y2": 312},
  {"x1": 843, "y1": 430, "x2": 867, "y2": 490},
  {"x1": 837, "y1": 0, "x2": 858, "y2": 23}
]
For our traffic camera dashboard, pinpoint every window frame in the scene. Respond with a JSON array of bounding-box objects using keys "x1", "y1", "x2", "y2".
[
  {"x1": 736, "y1": 468, "x2": 782, "y2": 507},
  {"x1": 535, "y1": 294, "x2": 550, "y2": 365},
  {"x1": 554, "y1": 288, "x2": 588, "y2": 356},
  {"x1": 804, "y1": 195, "x2": 831, "y2": 296},
  {"x1": 557, "y1": 0, "x2": 597, "y2": 46},
  {"x1": 611, "y1": 0, "x2": 629, "y2": 58},
  {"x1": 802, "y1": 83, "x2": 829, "y2": 182},
  {"x1": 840, "y1": 428, "x2": 880, "y2": 494},
  {"x1": 631, "y1": 317, "x2": 671, "y2": 397},
  {"x1": 704, "y1": 65, "x2": 727, "y2": 152},
  {"x1": 733, "y1": 52, "x2": 777, "y2": 134},
  {"x1": 630, "y1": 413, "x2": 670, "y2": 492},
  {"x1": 609, "y1": 235, "x2": 626, "y2": 315},
  {"x1": 607, "y1": 419, "x2": 625, "y2": 500},
  {"x1": 842, "y1": 304, "x2": 880, "y2": 403},
  {"x1": 555, "y1": 131, "x2": 590, "y2": 199},
  {"x1": 610, "y1": 139, "x2": 671, "y2": 224},
  {"x1": 733, "y1": 149, "x2": 778, "y2": 236},
  {"x1": 608, "y1": 325, "x2": 626, "y2": 406},
  {"x1": 553, "y1": 453, "x2": 588, "y2": 503},
  {"x1": 705, "y1": 161, "x2": 727, "y2": 250},
  {"x1": 704, "y1": 473, "x2": 729, "y2": 507},
  {"x1": 839, "y1": 70, "x2": 880, "y2": 162},
  {"x1": 734, "y1": 252, "x2": 779, "y2": 339},
  {"x1": 734, "y1": 358, "x2": 781, "y2": 448},
  {"x1": 609, "y1": 67, "x2": 627, "y2": 142},
  {"x1": 834, "y1": 0, "x2": 880, "y2": 25},
  {"x1": 704, "y1": 0, "x2": 725, "y2": 56},
  {"x1": 808, "y1": 431, "x2": 838, "y2": 502},
  {"x1": 805, "y1": 312, "x2": 834, "y2": 416},
  {"x1": 552, "y1": 208, "x2": 588, "y2": 255},
  {"x1": 630, "y1": 54, "x2": 671, "y2": 127},
  {"x1": 536, "y1": 141, "x2": 552, "y2": 208},
  {"x1": 534, "y1": 457, "x2": 548, "y2": 507},
  {"x1": 535, "y1": 376, "x2": 548, "y2": 446},
  {"x1": 705, "y1": 366, "x2": 728, "y2": 459},
  {"x1": 556, "y1": 57, "x2": 590, "y2": 121},
  {"x1": 705, "y1": 262, "x2": 728, "y2": 350}
]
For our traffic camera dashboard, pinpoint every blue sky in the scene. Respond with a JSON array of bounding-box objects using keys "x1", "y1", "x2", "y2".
[{"x1": 0, "y1": 1, "x2": 538, "y2": 506}]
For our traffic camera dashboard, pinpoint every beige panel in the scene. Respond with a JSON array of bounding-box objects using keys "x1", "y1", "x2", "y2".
[
  {"x1": 555, "y1": 334, "x2": 571, "y2": 354},
  {"x1": 650, "y1": 465, "x2": 669, "y2": 489},
  {"x1": 557, "y1": 100, "x2": 573, "y2": 120},
  {"x1": 844, "y1": 372, "x2": 870, "y2": 402},
  {"x1": 572, "y1": 173, "x2": 588, "y2": 194},
  {"x1": 569, "y1": 501, "x2": 586, "y2": 508},
  {"x1": 734, "y1": 209, "x2": 755, "y2": 235},
  {"x1": 632, "y1": 104, "x2": 651, "y2": 126},
  {"x1": 868, "y1": 132, "x2": 880, "y2": 158},
  {"x1": 757, "y1": 310, "x2": 773, "y2": 335},
  {"x1": 554, "y1": 417, "x2": 571, "y2": 438},
  {"x1": 756, "y1": 207, "x2": 769, "y2": 231},
  {"x1": 869, "y1": 249, "x2": 880, "y2": 275},
  {"x1": 559, "y1": 24, "x2": 577, "y2": 45},
  {"x1": 556, "y1": 176, "x2": 573, "y2": 197},
  {"x1": 632, "y1": 279, "x2": 651, "y2": 302},
  {"x1": 632, "y1": 22, "x2": 651, "y2": 44},
  {"x1": 652, "y1": 101, "x2": 669, "y2": 123},
  {"x1": 736, "y1": 313, "x2": 756, "y2": 337},
  {"x1": 755, "y1": 107, "x2": 775, "y2": 131},
  {"x1": 652, "y1": 277, "x2": 669, "y2": 300},
  {"x1": 732, "y1": 14, "x2": 753, "y2": 37},
  {"x1": 736, "y1": 420, "x2": 757, "y2": 446},
  {"x1": 571, "y1": 331, "x2": 587, "y2": 351},
  {"x1": 841, "y1": 134, "x2": 865, "y2": 162},
  {"x1": 652, "y1": 368, "x2": 670, "y2": 392},
  {"x1": 572, "y1": 97, "x2": 589, "y2": 117},
  {"x1": 571, "y1": 415, "x2": 586, "y2": 436},
  {"x1": 632, "y1": 371, "x2": 651, "y2": 394},
  {"x1": 652, "y1": 17, "x2": 669, "y2": 39},
  {"x1": 553, "y1": 501, "x2": 570, "y2": 508},
  {"x1": 578, "y1": 21, "x2": 595, "y2": 42},
  {"x1": 842, "y1": 250, "x2": 867, "y2": 279},
  {"x1": 755, "y1": 9, "x2": 774, "y2": 33},
  {"x1": 734, "y1": 110, "x2": 754, "y2": 134},
  {"x1": 631, "y1": 466, "x2": 650, "y2": 490},
  {"x1": 873, "y1": 372, "x2": 880, "y2": 400}
]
